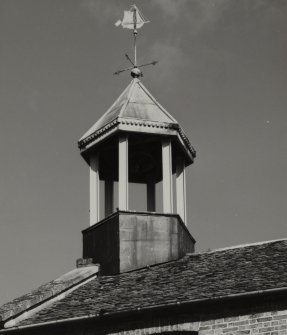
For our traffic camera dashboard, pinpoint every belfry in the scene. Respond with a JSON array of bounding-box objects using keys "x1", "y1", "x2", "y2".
[
  {"x1": 77, "y1": 5, "x2": 196, "y2": 275},
  {"x1": 78, "y1": 78, "x2": 196, "y2": 220}
]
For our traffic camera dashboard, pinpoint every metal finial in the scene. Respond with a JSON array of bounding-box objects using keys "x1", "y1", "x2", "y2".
[{"x1": 131, "y1": 67, "x2": 142, "y2": 78}]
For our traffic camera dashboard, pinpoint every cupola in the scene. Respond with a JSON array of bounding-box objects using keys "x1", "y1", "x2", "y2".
[{"x1": 78, "y1": 5, "x2": 196, "y2": 275}]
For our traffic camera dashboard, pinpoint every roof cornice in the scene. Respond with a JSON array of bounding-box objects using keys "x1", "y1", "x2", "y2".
[{"x1": 78, "y1": 117, "x2": 196, "y2": 160}]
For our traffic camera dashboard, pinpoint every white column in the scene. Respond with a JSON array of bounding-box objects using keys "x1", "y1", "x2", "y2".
[
  {"x1": 147, "y1": 180, "x2": 156, "y2": 212},
  {"x1": 162, "y1": 138, "x2": 173, "y2": 213},
  {"x1": 118, "y1": 134, "x2": 129, "y2": 210},
  {"x1": 176, "y1": 157, "x2": 187, "y2": 223},
  {"x1": 89, "y1": 153, "x2": 100, "y2": 226},
  {"x1": 105, "y1": 178, "x2": 114, "y2": 217}
]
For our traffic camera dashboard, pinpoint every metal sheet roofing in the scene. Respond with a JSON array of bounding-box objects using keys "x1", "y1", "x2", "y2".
[{"x1": 79, "y1": 79, "x2": 178, "y2": 143}]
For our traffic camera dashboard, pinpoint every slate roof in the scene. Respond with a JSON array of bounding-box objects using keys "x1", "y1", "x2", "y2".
[
  {"x1": 2, "y1": 239, "x2": 286, "y2": 329},
  {"x1": 0, "y1": 266, "x2": 99, "y2": 327}
]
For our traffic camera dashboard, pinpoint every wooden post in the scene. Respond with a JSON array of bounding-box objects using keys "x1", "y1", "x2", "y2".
[
  {"x1": 105, "y1": 178, "x2": 114, "y2": 217},
  {"x1": 162, "y1": 138, "x2": 173, "y2": 213},
  {"x1": 89, "y1": 153, "x2": 100, "y2": 225},
  {"x1": 118, "y1": 134, "x2": 129, "y2": 210},
  {"x1": 147, "y1": 180, "x2": 156, "y2": 212},
  {"x1": 176, "y1": 157, "x2": 187, "y2": 223}
]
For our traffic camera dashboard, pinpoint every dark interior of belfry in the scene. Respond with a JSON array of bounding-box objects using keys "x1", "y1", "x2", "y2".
[{"x1": 84, "y1": 132, "x2": 188, "y2": 213}]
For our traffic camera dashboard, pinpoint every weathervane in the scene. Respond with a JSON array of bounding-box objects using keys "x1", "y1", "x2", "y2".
[{"x1": 114, "y1": 5, "x2": 158, "y2": 78}]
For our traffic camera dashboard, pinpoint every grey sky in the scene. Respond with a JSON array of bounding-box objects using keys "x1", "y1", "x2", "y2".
[{"x1": 0, "y1": 0, "x2": 286, "y2": 305}]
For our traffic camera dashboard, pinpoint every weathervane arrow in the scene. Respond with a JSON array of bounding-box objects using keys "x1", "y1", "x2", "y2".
[{"x1": 114, "y1": 5, "x2": 158, "y2": 78}]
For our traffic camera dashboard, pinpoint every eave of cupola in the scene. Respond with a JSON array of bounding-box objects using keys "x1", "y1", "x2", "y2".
[{"x1": 78, "y1": 78, "x2": 196, "y2": 164}]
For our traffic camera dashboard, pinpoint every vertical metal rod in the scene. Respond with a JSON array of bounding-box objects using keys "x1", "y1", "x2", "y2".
[
  {"x1": 133, "y1": 7, "x2": 137, "y2": 66},
  {"x1": 134, "y1": 32, "x2": 137, "y2": 66}
]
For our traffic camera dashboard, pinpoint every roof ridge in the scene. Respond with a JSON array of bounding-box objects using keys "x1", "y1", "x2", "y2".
[
  {"x1": 79, "y1": 80, "x2": 135, "y2": 142},
  {"x1": 189, "y1": 238, "x2": 287, "y2": 256},
  {"x1": 0, "y1": 266, "x2": 99, "y2": 328},
  {"x1": 118, "y1": 78, "x2": 138, "y2": 118}
]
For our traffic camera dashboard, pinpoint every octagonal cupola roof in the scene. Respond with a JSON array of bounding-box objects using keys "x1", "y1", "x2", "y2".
[{"x1": 78, "y1": 78, "x2": 196, "y2": 164}]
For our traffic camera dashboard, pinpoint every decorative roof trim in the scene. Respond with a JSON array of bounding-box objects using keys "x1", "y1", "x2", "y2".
[
  {"x1": 78, "y1": 117, "x2": 196, "y2": 159},
  {"x1": 178, "y1": 127, "x2": 196, "y2": 157},
  {"x1": 78, "y1": 119, "x2": 119, "y2": 150},
  {"x1": 78, "y1": 117, "x2": 176, "y2": 150}
]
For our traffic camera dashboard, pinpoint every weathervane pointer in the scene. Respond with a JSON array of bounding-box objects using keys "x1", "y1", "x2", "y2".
[{"x1": 125, "y1": 54, "x2": 135, "y2": 66}]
